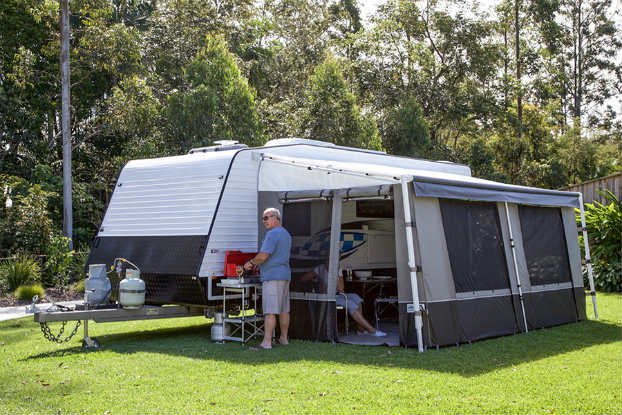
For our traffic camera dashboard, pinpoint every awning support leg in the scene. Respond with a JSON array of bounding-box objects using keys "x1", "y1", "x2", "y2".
[
  {"x1": 578, "y1": 194, "x2": 598, "y2": 319},
  {"x1": 504, "y1": 202, "x2": 528, "y2": 333},
  {"x1": 400, "y1": 176, "x2": 424, "y2": 352}
]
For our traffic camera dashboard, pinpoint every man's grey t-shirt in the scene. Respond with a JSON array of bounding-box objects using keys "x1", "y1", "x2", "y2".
[{"x1": 259, "y1": 226, "x2": 292, "y2": 281}]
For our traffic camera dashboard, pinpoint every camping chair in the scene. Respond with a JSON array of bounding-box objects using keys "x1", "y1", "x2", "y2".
[
  {"x1": 374, "y1": 297, "x2": 398, "y2": 329},
  {"x1": 336, "y1": 292, "x2": 349, "y2": 336}
]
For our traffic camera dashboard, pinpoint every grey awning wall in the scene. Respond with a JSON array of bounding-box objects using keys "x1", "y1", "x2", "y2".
[{"x1": 412, "y1": 179, "x2": 580, "y2": 208}]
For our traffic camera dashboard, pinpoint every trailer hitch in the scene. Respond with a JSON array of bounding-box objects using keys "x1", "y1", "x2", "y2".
[{"x1": 35, "y1": 296, "x2": 82, "y2": 344}]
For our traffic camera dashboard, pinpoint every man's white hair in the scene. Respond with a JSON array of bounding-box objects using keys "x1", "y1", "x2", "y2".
[{"x1": 263, "y1": 207, "x2": 281, "y2": 221}]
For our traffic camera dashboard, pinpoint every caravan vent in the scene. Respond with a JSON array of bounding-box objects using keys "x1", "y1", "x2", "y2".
[{"x1": 188, "y1": 140, "x2": 248, "y2": 154}]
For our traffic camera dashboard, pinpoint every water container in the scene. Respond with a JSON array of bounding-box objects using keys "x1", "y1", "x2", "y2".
[
  {"x1": 119, "y1": 269, "x2": 146, "y2": 309},
  {"x1": 85, "y1": 264, "x2": 111, "y2": 306}
]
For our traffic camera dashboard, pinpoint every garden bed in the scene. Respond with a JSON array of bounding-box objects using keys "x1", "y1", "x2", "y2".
[{"x1": 0, "y1": 287, "x2": 82, "y2": 307}]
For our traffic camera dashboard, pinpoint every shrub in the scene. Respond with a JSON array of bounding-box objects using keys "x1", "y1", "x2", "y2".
[
  {"x1": 577, "y1": 190, "x2": 622, "y2": 292},
  {"x1": 69, "y1": 279, "x2": 86, "y2": 293},
  {"x1": 70, "y1": 250, "x2": 90, "y2": 282},
  {"x1": 0, "y1": 256, "x2": 41, "y2": 292},
  {"x1": 15, "y1": 284, "x2": 45, "y2": 300},
  {"x1": 41, "y1": 235, "x2": 74, "y2": 287},
  {"x1": 0, "y1": 275, "x2": 7, "y2": 295}
]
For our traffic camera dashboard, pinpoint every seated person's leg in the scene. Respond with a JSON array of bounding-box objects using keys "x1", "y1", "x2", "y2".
[{"x1": 346, "y1": 293, "x2": 385, "y2": 336}]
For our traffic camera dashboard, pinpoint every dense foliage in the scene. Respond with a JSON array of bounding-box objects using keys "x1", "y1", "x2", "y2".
[
  {"x1": 578, "y1": 191, "x2": 622, "y2": 292},
  {"x1": 14, "y1": 283, "x2": 45, "y2": 300},
  {"x1": 0, "y1": 0, "x2": 620, "y2": 275},
  {"x1": 0, "y1": 255, "x2": 41, "y2": 293}
]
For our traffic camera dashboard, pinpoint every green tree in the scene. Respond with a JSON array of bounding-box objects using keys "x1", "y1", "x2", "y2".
[
  {"x1": 552, "y1": 123, "x2": 620, "y2": 185},
  {"x1": 144, "y1": 0, "x2": 257, "y2": 99},
  {"x1": 327, "y1": 0, "x2": 363, "y2": 61},
  {"x1": 0, "y1": 181, "x2": 57, "y2": 256},
  {"x1": 355, "y1": 0, "x2": 501, "y2": 148},
  {"x1": 252, "y1": 0, "x2": 333, "y2": 139},
  {"x1": 299, "y1": 58, "x2": 381, "y2": 150},
  {"x1": 0, "y1": 0, "x2": 58, "y2": 176},
  {"x1": 381, "y1": 97, "x2": 429, "y2": 156},
  {"x1": 559, "y1": 0, "x2": 621, "y2": 124},
  {"x1": 457, "y1": 139, "x2": 508, "y2": 182},
  {"x1": 165, "y1": 36, "x2": 263, "y2": 152}
]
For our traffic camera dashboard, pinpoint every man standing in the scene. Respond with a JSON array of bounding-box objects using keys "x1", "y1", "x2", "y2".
[{"x1": 244, "y1": 207, "x2": 292, "y2": 349}]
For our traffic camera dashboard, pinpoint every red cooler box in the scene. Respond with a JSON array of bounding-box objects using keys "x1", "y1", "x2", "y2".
[{"x1": 224, "y1": 251, "x2": 258, "y2": 277}]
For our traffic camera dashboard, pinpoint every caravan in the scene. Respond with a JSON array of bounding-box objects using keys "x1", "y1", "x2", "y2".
[{"x1": 86, "y1": 138, "x2": 597, "y2": 350}]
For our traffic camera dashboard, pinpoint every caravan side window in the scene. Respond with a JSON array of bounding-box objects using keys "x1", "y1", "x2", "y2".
[
  {"x1": 439, "y1": 199, "x2": 510, "y2": 293},
  {"x1": 518, "y1": 206, "x2": 572, "y2": 286}
]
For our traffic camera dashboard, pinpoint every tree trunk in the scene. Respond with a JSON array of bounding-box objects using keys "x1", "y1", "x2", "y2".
[
  {"x1": 47, "y1": 110, "x2": 55, "y2": 148},
  {"x1": 572, "y1": 1, "x2": 578, "y2": 118},
  {"x1": 60, "y1": 0, "x2": 73, "y2": 249},
  {"x1": 504, "y1": 25, "x2": 509, "y2": 109},
  {"x1": 515, "y1": 0, "x2": 522, "y2": 138},
  {"x1": 576, "y1": 0, "x2": 583, "y2": 120}
]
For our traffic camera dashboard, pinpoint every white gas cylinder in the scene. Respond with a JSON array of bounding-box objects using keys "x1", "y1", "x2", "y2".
[
  {"x1": 119, "y1": 269, "x2": 146, "y2": 309},
  {"x1": 85, "y1": 264, "x2": 111, "y2": 306}
]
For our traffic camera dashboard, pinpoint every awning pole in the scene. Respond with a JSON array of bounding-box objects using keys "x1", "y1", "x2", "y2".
[
  {"x1": 400, "y1": 176, "x2": 424, "y2": 352},
  {"x1": 328, "y1": 191, "x2": 343, "y2": 313},
  {"x1": 578, "y1": 194, "x2": 598, "y2": 319},
  {"x1": 504, "y1": 202, "x2": 528, "y2": 333}
]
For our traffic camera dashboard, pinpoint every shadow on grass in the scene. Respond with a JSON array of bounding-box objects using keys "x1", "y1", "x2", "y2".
[{"x1": 21, "y1": 318, "x2": 621, "y2": 377}]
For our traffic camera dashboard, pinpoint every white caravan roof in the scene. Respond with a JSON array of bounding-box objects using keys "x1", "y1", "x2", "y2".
[{"x1": 98, "y1": 140, "x2": 471, "y2": 236}]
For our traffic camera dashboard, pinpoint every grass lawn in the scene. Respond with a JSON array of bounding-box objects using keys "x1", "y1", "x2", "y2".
[{"x1": 1, "y1": 293, "x2": 620, "y2": 414}]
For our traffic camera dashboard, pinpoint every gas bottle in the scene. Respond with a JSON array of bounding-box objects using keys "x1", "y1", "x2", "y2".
[
  {"x1": 85, "y1": 264, "x2": 111, "y2": 306},
  {"x1": 211, "y1": 312, "x2": 231, "y2": 342},
  {"x1": 119, "y1": 268, "x2": 146, "y2": 309}
]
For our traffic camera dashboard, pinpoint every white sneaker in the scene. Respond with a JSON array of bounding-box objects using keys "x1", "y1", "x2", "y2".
[{"x1": 373, "y1": 329, "x2": 387, "y2": 337}]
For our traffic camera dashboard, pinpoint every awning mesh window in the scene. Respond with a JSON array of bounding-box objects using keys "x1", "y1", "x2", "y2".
[
  {"x1": 519, "y1": 206, "x2": 572, "y2": 286},
  {"x1": 287, "y1": 200, "x2": 332, "y2": 294},
  {"x1": 440, "y1": 199, "x2": 510, "y2": 293}
]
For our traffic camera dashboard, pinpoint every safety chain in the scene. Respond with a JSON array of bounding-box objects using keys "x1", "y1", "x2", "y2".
[{"x1": 39, "y1": 303, "x2": 81, "y2": 343}]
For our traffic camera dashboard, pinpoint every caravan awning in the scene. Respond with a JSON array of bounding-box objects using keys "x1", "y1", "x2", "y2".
[
  {"x1": 411, "y1": 176, "x2": 580, "y2": 208},
  {"x1": 260, "y1": 153, "x2": 580, "y2": 208}
]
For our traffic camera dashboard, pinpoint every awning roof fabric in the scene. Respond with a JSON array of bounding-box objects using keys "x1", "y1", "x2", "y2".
[
  {"x1": 412, "y1": 180, "x2": 580, "y2": 208},
  {"x1": 260, "y1": 154, "x2": 580, "y2": 208}
]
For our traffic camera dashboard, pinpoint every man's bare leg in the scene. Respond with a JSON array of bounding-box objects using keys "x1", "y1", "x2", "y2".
[
  {"x1": 262, "y1": 314, "x2": 276, "y2": 348},
  {"x1": 279, "y1": 312, "x2": 289, "y2": 344}
]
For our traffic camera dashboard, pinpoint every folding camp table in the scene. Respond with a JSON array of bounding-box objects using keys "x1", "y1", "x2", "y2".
[{"x1": 217, "y1": 280, "x2": 264, "y2": 344}]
